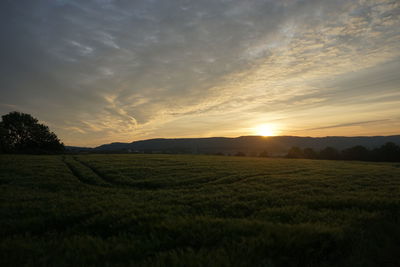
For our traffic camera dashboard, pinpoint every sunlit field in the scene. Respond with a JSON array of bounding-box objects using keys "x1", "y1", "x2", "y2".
[{"x1": 1, "y1": 154, "x2": 400, "y2": 266}]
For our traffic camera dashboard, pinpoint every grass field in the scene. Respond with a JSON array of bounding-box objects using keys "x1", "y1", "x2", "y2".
[{"x1": 1, "y1": 154, "x2": 400, "y2": 266}]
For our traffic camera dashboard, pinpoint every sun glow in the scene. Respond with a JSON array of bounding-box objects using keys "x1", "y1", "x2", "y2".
[{"x1": 255, "y1": 124, "x2": 276, "y2": 137}]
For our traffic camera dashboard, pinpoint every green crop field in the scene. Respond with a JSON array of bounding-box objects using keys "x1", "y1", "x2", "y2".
[{"x1": 1, "y1": 154, "x2": 400, "y2": 266}]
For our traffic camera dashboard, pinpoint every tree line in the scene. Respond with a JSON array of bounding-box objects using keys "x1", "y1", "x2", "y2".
[{"x1": 285, "y1": 143, "x2": 400, "y2": 162}]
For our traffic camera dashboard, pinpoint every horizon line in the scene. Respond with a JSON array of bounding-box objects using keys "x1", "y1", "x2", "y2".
[{"x1": 67, "y1": 134, "x2": 400, "y2": 148}]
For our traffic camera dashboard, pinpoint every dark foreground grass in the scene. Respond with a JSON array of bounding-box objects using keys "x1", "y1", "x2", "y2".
[{"x1": 1, "y1": 154, "x2": 400, "y2": 266}]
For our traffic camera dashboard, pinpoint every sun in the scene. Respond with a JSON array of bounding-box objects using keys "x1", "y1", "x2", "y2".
[{"x1": 255, "y1": 124, "x2": 276, "y2": 137}]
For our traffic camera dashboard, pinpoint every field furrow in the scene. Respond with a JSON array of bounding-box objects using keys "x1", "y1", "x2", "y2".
[{"x1": 62, "y1": 156, "x2": 111, "y2": 187}]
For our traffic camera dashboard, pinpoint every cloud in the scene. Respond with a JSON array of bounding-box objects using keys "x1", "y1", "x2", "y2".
[
  {"x1": 305, "y1": 119, "x2": 392, "y2": 131},
  {"x1": 69, "y1": 40, "x2": 94, "y2": 55},
  {"x1": 0, "y1": 0, "x2": 399, "y2": 146}
]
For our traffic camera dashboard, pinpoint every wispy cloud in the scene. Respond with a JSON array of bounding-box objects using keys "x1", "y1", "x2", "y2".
[
  {"x1": 305, "y1": 119, "x2": 392, "y2": 131},
  {"x1": 0, "y1": 0, "x2": 399, "y2": 146}
]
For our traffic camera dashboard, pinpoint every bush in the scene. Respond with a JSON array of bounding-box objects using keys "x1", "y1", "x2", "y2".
[{"x1": 286, "y1": 147, "x2": 304, "y2": 158}]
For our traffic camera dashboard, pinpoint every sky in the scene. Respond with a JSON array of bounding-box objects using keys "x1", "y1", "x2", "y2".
[{"x1": 0, "y1": 0, "x2": 399, "y2": 147}]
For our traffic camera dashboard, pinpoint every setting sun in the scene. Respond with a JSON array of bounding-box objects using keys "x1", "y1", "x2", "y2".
[{"x1": 255, "y1": 124, "x2": 276, "y2": 137}]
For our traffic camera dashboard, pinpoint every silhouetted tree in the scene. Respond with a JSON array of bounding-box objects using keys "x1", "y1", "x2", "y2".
[
  {"x1": 303, "y1": 148, "x2": 317, "y2": 159},
  {"x1": 279, "y1": 143, "x2": 400, "y2": 162},
  {"x1": 286, "y1": 146, "x2": 304, "y2": 158},
  {"x1": 0, "y1": 111, "x2": 64, "y2": 154},
  {"x1": 341, "y1": 145, "x2": 370, "y2": 161},
  {"x1": 0, "y1": 123, "x2": 8, "y2": 153},
  {"x1": 319, "y1": 147, "x2": 340, "y2": 160},
  {"x1": 259, "y1": 150, "x2": 269, "y2": 157},
  {"x1": 235, "y1": 151, "x2": 246, "y2": 157},
  {"x1": 373, "y1": 142, "x2": 400, "y2": 162}
]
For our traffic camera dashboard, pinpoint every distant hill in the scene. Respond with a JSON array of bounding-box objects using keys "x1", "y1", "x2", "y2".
[
  {"x1": 86, "y1": 135, "x2": 400, "y2": 156},
  {"x1": 65, "y1": 146, "x2": 94, "y2": 152}
]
